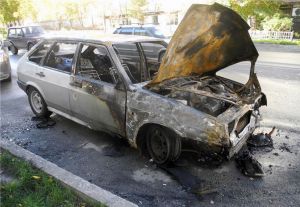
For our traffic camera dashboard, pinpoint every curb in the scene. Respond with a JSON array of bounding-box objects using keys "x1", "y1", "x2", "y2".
[{"x1": 0, "y1": 139, "x2": 138, "y2": 207}]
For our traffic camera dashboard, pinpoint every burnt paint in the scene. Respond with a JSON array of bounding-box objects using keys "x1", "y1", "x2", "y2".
[{"x1": 149, "y1": 3, "x2": 258, "y2": 85}]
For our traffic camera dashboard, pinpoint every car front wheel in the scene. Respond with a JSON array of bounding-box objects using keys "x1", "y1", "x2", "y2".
[
  {"x1": 28, "y1": 87, "x2": 51, "y2": 117},
  {"x1": 146, "y1": 126, "x2": 181, "y2": 164}
]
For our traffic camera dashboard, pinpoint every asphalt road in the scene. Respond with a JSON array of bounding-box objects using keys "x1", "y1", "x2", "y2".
[{"x1": 1, "y1": 43, "x2": 300, "y2": 207}]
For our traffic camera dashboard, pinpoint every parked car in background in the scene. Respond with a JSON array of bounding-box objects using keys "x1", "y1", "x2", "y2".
[
  {"x1": 0, "y1": 39, "x2": 11, "y2": 81},
  {"x1": 7, "y1": 25, "x2": 45, "y2": 55},
  {"x1": 113, "y1": 25, "x2": 171, "y2": 42}
]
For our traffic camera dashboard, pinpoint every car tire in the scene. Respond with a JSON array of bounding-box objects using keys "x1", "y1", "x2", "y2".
[
  {"x1": 27, "y1": 43, "x2": 34, "y2": 51},
  {"x1": 27, "y1": 87, "x2": 51, "y2": 117},
  {"x1": 10, "y1": 45, "x2": 18, "y2": 55},
  {"x1": 146, "y1": 126, "x2": 181, "y2": 164}
]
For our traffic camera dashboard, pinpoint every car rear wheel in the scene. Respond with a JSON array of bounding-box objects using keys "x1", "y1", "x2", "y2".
[
  {"x1": 10, "y1": 45, "x2": 18, "y2": 55},
  {"x1": 146, "y1": 126, "x2": 181, "y2": 164},
  {"x1": 28, "y1": 87, "x2": 51, "y2": 117}
]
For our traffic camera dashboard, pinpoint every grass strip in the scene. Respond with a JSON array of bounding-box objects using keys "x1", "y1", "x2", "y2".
[{"x1": 0, "y1": 150, "x2": 105, "y2": 207}]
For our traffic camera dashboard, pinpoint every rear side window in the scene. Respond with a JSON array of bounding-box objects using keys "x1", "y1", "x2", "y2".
[
  {"x1": 44, "y1": 42, "x2": 78, "y2": 73},
  {"x1": 119, "y1": 28, "x2": 133, "y2": 35},
  {"x1": 28, "y1": 41, "x2": 52, "y2": 64},
  {"x1": 16, "y1": 29, "x2": 23, "y2": 37}
]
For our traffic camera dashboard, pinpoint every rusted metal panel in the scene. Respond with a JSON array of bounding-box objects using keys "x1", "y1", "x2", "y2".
[{"x1": 149, "y1": 3, "x2": 258, "y2": 85}]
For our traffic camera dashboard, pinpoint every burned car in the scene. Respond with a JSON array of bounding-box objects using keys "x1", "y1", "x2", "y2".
[{"x1": 17, "y1": 3, "x2": 266, "y2": 164}]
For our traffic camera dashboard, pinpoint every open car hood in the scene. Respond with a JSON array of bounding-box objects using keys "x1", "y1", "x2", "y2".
[{"x1": 149, "y1": 3, "x2": 258, "y2": 85}]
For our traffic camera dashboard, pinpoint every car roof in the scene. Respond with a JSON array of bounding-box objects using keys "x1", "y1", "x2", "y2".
[
  {"x1": 117, "y1": 25, "x2": 157, "y2": 29},
  {"x1": 8, "y1": 25, "x2": 42, "y2": 29},
  {"x1": 43, "y1": 33, "x2": 164, "y2": 44}
]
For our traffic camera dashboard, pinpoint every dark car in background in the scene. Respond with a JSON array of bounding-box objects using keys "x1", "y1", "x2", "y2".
[
  {"x1": 113, "y1": 25, "x2": 170, "y2": 41},
  {"x1": 7, "y1": 25, "x2": 45, "y2": 55}
]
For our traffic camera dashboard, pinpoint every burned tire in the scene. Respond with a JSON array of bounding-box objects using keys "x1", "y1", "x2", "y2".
[
  {"x1": 10, "y1": 45, "x2": 18, "y2": 55},
  {"x1": 27, "y1": 87, "x2": 51, "y2": 117},
  {"x1": 146, "y1": 126, "x2": 181, "y2": 164}
]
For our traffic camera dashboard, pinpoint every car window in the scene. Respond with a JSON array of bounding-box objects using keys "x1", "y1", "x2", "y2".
[
  {"x1": 8, "y1": 29, "x2": 16, "y2": 37},
  {"x1": 119, "y1": 28, "x2": 133, "y2": 35},
  {"x1": 113, "y1": 28, "x2": 121, "y2": 34},
  {"x1": 28, "y1": 41, "x2": 52, "y2": 64},
  {"x1": 16, "y1": 29, "x2": 23, "y2": 37},
  {"x1": 140, "y1": 42, "x2": 166, "y2": 78},
  {"x1": 113, "y1": 43, "x2": 142, "y2": 83},
  {"x1": 44, "y1": 42, "x2": 77, "y2": 73},
  {"x1": 134, "y1": 28, "x2": 150, "y2": 36},
  {"x1": 77, "y1": 44, "x2": 116, "y2": 84}
]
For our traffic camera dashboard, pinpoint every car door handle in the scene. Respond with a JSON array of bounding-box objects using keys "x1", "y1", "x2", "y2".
[{"x1": 35, "y1": 72, "x2": 45, "y2": 77}]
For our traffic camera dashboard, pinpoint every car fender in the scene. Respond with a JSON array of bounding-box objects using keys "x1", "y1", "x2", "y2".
[
  {"x1": 25, "y1": 81, "x2": 47, "y2": 102},
  {"x1": 126, "y1": 88, "x2": 227, "y2": 148}
]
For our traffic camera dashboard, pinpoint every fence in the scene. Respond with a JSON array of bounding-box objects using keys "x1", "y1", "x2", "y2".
[{"x1": 249, "y1": 30, "x2": 294, "y2": 40}]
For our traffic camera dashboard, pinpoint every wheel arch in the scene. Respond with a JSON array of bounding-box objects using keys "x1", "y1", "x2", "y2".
[
  {"x1": 25, "y1": 82, "x2": 47, "y2": 104},
  {"x1": 135, "y1": 122, "x2": 182, "y2": 155}
]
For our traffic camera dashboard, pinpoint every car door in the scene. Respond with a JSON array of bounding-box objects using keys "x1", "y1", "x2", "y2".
[
  {"x1": 69, "y1": 42, "x2": 126, "y2": 136},
  {"x1": 37, "y1": 41, "x2": 78, "y2": 115},
  {"x1": 14, "y1": 28, "x2": 24, "y2": 49}
]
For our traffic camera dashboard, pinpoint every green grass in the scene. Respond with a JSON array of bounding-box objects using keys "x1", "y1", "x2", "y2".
[
  {"x1": 254, "y1": 39, "x2": 300, "y2": 45},
  {"x1": 0, "y1": 150, "x2": 105, "y2": 207}
]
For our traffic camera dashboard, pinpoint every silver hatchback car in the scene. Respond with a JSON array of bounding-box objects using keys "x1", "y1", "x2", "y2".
[
  {"x1": 16, "y1": 33, "x2": 266, "y2": 164},
  {"x1": 0, "y1": 39, "x2": 12, "y2": 81}
]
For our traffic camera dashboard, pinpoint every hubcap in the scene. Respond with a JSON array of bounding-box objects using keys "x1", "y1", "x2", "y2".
[{"x1": 31, "y1": 91, "x2": 43, "y2": 113}]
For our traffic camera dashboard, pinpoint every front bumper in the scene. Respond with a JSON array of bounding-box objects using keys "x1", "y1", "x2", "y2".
[{"x1": 17, "y1": 79, "x2": 27, "y2": 92}]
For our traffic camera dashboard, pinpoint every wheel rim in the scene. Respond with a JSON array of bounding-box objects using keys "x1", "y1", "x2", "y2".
[
  {"x1": 30, "y1": 91, "x2": 43, "y2": 113},
  {"x1": 148, "y1": 128, "x2": 169, "y2": 163}
]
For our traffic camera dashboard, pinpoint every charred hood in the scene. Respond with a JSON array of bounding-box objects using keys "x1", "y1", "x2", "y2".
[{"x1": 148, "y1": 3, "x2": 258, "y2": 85}]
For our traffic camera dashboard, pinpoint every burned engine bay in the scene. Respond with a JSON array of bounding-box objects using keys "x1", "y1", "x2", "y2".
[{"x1": 149, "y1": 74, "x2": 264, "y2": 117}]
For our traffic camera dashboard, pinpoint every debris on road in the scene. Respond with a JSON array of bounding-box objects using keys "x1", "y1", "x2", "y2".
[
  {"x1": 235, "y1": 149, "x2": 264, "y2": 177},
  {"x1": 31, "y1": 116, "x2": 56, "y2": 129},
  {"x1": 279, "y1": 143, "x2": 292, "y2": 153},
  {"x1": 247, "y1": 127, "x2": 276, "y2": 147}
]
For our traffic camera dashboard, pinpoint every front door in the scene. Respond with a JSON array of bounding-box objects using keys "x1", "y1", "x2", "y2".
[{"x1": 69, "y1": 43, "x2": 126, "y2": 135}]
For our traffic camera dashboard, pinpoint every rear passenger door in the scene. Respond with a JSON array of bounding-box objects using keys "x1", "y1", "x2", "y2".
[
  {"x1": 39, "y1": 41, "x2": 78, "y2": 114},
  {"x1": 69, "y1": 43, "x2": 126, "y2": 136}
]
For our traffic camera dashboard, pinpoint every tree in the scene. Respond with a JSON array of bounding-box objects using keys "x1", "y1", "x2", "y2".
[
  {"x1": 0, "y1": 0, "x2": 36, "y2": 26},
  {"x1": 228, "y1": 0, "x2": 281, "y2": 29},
  {"x1": 128, "y1": 0, "x2": 148, "y2": 24}
]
